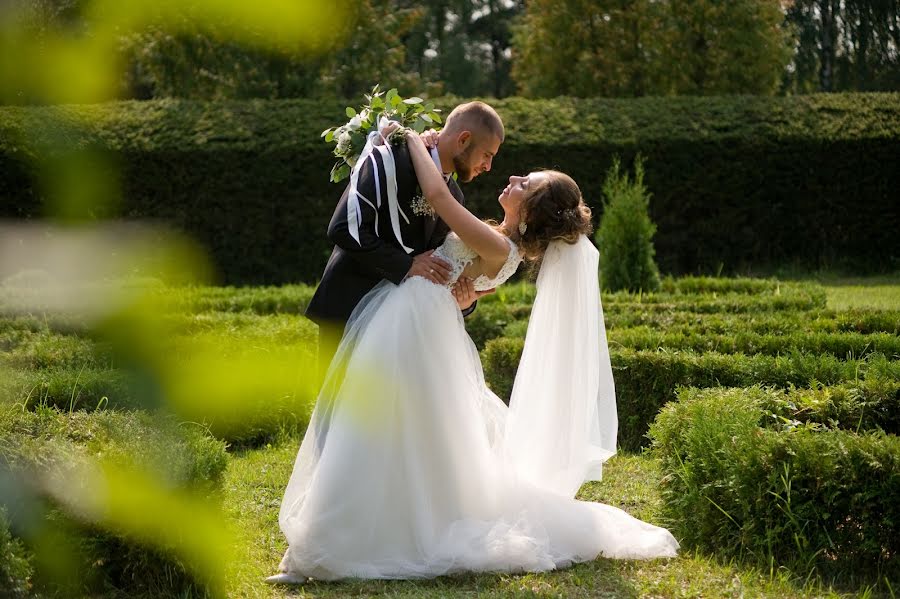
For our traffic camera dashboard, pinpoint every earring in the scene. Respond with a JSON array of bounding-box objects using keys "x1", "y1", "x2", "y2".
[{"x1": 518, "y1": 221, "x2": 527, "y2": 235}]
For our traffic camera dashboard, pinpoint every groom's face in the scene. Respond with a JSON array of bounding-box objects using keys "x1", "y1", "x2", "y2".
[{"x1": 453, "y1": 132, "x2": 502, "y2": 183}]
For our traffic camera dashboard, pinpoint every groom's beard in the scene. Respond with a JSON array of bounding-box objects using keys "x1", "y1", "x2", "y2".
[{"x1": 453, "y1": 146, "x2": 476, "y2": 182}]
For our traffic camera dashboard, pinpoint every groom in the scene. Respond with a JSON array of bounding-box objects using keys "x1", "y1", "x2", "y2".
[{"x1": 306, "y1": 101, "x2": 505, "y2": 377}]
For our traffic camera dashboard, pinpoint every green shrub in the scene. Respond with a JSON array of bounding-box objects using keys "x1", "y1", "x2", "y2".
[
  {"x1": 0, "y1": 507, "x2": 32, "y2": 598},
  {"x1": 604, "y1": 307, "x2": 900, "y2": 335},
  {"x1": 0, "y1": 362, "x2": 315, "y2": 447},
  {"x1": 481, "y1": 337, "x2": 524, "y2": 402},
  {"x1": 0, "y1": 331, "x2": 112, "y2": 371},
  {"x1": 658, "y1": 276, "x2": 784, "y2": 295},
  {"x1": 0, "y1": 408, "x2": 228, "y2": 596},
  {"x1": 161, "y1": 284, "x2": 316, "y2": 315},
  {"x1": 604, "y1": 285, "x2": 828, "y2": 313},
  {"x1": 2, "y1": 94, "x2": 898, "y2": 284},
  {"x1": 463, "y1": 302, "x2": 531, "y2": 350},
  {"x1": 597, "y1": 155, "x2": 661, "y2": 292},
  {"x1": 482, "y1": 338, "x2": 897, "y2": 450},
  {"x1": 609, "y1": 327, "x2": 900, "y2": 360},
  {"x1": 761, "y1": 377, "x2": 900, "y2": 435},
  {"x1": 0, "y1": 367, "x2": 141, "y2": 411},
  {"x1": 649, "y1": 386, "x2": 900, "y2": 583},
  {"x1": 470, "y1": 279, "x2": 828, "y2": 350}
]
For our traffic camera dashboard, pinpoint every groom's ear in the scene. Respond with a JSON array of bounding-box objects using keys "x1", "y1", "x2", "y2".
[{"x1": 457, "y1": 131, "x2": 472, "y2": 149}]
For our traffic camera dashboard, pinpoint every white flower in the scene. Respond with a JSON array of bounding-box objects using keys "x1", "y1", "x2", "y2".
[
  {"x1": 336, "y1": 131, "x2": 352, "y2": 153},
  {"x1": 348, "y1": 114, "x2": 363, "y2": 130}
]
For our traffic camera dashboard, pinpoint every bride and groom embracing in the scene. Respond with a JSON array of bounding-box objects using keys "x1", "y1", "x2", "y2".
[{"x1": 267, "y1": 101, "x2": 679, "y2": 584}]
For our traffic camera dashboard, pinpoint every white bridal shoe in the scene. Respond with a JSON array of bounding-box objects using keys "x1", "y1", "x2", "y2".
[{"x1": 263, "y1": 572, "x2": 308, "y2": 585}]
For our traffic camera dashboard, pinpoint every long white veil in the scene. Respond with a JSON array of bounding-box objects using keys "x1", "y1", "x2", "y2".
[{"x1": 502, "y1": 235, "x2": 617, "y2": 497}]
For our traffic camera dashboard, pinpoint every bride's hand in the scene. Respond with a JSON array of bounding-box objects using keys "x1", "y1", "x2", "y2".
[
  {"x1": 378, "y1": 119, "x2": 402, "y2": 141},
  {"x1": 420, "y1": 129, "x2": 439, "y2": 150}
]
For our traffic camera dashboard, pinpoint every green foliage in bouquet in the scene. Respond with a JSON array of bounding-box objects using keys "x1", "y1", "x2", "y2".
[{"x1": 321, "y1": 86, "x2": 444, "y2": 183}]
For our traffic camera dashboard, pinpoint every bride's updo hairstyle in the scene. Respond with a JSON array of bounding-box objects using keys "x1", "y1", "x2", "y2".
[{"x1": 517, "y1": 170, "x2": 592, "y2": 261}]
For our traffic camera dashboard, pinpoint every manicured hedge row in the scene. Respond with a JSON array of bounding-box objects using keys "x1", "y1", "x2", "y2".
[
  {"x1": 604, "y1": 308, "x2": 900, "y2": 336},
  {"x1": 482, "y1": 338, "x2": 899, "y2": 450},
  {"x1": 160, "y1": 284, "x2": 315, "y2": 315},
  {"x1": 649, "y1": 386, "x2": 899, "y2": 583},
  {"x1": 2, "y1": 94, "x2": 897, "y2": 284},
  {"x1": 0, "y1": 507, "x2": 31, "y2": 599},
  {"x1": 469, "y1": 278, "x2": 829, "y2": 348},
  {"x1": 479, "y1": 278, "x2": 827, "y2": 310},
  {"x1": 0, "y1": 362, "x2": 315, "y2": 447},
  {"x1": 0, "y1": 408, "x2": 228, "y2": 596},
  {"x1": 0, "y1": 283, "x2": 316, "y2": 319},
  {"x1": 760, "y1": 377, "x2": 900, "y2": 435},
  {"x1": 657, "y1": 276, "x2": 786, "y2": 295},
  {"x1": 609, "y1": 327, "x2": 900, "y2": 360}
]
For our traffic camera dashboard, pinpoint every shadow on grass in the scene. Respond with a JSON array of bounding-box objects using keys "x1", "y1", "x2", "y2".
[{"x1": 274, "y1": 560, "x2": 641, "y2": 598}]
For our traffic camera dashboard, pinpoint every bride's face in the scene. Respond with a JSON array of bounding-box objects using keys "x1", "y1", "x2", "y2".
[{"x1": 499, "y1": 172, "x2": 544, "y2": 217}]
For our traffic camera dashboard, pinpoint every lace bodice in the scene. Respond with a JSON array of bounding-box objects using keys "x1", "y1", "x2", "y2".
[{"x1": 432, "y1": 232, "x2": 522, "y2": 291}]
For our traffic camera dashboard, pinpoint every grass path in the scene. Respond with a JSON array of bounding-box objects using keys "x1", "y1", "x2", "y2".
[
  {"x1": 812, "y1": 273, "x2": 900, "y2": 311},
  {"x1": 221, "y1": 441, "x2": 860, "y2": 598}
]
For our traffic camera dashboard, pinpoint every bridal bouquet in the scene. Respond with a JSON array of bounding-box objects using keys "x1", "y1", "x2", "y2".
[{"x1": 322, "y1": 85, "x2": 443, "y2": 183}]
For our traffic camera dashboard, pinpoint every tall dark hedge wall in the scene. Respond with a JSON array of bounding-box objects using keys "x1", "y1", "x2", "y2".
[{"x1": 1, "y1": 94, "x2": 898, "y2": 285}]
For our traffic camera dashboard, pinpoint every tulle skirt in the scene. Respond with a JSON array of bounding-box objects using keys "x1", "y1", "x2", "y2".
[{"x1": 278, "y1": 277, "x2": 678, "y2": 580}]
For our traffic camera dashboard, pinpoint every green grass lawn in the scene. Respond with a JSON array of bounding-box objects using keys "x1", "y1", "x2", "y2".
[
  {"x1": 807, "y1": 273, "x2": 900, "y2": 311},
  {"x1": 826, "y1": 284, "x2": 900, "y2": 311},
  {"x1": 219, "y1": 441, "x2": 865, "y2": 599}
]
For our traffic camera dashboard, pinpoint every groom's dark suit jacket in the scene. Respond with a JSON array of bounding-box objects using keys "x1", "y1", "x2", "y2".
[{"x1": 306, "y1": 144, "x2": 470, "y2": 327}]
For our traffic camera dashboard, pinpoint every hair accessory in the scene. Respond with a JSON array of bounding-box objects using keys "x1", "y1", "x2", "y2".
[{"x1": 518, "y1": 221, "x2": 528, "y2": 235}]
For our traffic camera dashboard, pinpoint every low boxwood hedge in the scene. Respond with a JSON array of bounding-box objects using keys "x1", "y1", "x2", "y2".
[
  {"x1": 0, "y1": 407, "x2": 228, "y2": 596},
  {"x1": 482, "y1": 338, "x2": 899, "y2": 450},
  {"x1": 609, "y1": 327, "x2": 900, "y2": 360},
  {"x1": 2, "y1": 94, "x2": 897, "y2": 284},
  {"x1": 604, "y1": 308, "x2": 900, "y2": 336},
  {"x1": 649, "y1": 386, "x2": 899, "y2": 584},
  {"x1": 1, "y1": 359, "x2": 316, "y2": 447},
  {"x1": 0, "y1": 507, "x2": 32, "y2": 598}
]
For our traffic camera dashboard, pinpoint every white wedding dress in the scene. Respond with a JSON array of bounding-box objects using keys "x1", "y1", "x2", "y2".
[{"x1": 278, "y1": 233, "x2": 678, "y2": 580}]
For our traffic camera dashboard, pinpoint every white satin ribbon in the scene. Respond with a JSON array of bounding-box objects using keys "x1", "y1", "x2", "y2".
[{"x1": 345, "y1": 117, "x2": 413, "y2": 254}]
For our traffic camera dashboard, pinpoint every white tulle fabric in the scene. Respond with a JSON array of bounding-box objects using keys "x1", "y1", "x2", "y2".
[
  {"x1": 278, "y1": 235, "x2": 677, "y2": 580},
  {"x1": 504, "y1": 236, "x2": 617, "y2": 497}
]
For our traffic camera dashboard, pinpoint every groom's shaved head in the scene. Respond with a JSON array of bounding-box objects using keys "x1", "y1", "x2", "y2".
[{"x1": 444, "y1": 101, "x2": 505, "y2": 143}]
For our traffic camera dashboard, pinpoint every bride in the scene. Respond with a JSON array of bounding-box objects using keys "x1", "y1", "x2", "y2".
[{"x1": 271, "y1": 126, "x2": 678, "y2": 582}]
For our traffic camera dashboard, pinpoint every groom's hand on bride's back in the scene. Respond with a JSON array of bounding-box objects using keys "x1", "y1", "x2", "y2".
[{"x1": 408, "y1": 250, "x2": 452, "y2": 285}]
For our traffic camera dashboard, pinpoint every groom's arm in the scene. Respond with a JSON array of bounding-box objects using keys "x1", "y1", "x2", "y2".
[{"x1": 327, "y1": 153, "x2": 413, "y2": 284}]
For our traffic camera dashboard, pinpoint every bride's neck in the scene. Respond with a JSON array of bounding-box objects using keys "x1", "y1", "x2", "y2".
[{"x1": 498, "y1": 217, "x2": 522, "y2": 242}]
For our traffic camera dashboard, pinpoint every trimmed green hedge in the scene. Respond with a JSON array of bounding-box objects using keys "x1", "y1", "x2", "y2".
[
  {"x1": 469, "y1": 278, "x2": 829, "y2": 348},
  {"x1": 609, "y1": 327, "x2": 900, "y2": 359},
  {"x1": 482, "y1": 338, "x2": 899, "y2": 450},
  {"x1": 604, "y1": 307, "x2": 900, "y2": 336},
  {"x1": 0, "y1": 362, "x2": 315, "y2": 447},
  {"x1": 2, "y1": 94, "x2": 898, "y2": 284},
  {"x1": 0, "y1": 296, "x2": 319, "y2": 446},
  {"x1": 479, "y1": 278, "x2": 826, "y2": 309},
  {"x1": 649, "y1": 386, "x2": 899, "y2": 583},
  {"x1": 159, "y1": 284, "x2": 315, "y2": 315},
  {"x1": 0, "y1": 408, "x2": 228, "y2": 596},
  {"x1": 0, "y1": 507, "x2": 31, "y2": 598}
]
